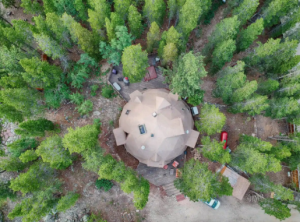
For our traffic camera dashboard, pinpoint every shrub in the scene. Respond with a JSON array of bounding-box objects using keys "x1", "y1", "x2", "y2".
[
  {"x1": 15, "y1": 118, "x2": 55, "y2": 137},
  {"x1": 95, "y1": 179, "x2": 113, "y2": 191},
  {"x1": 70, "y1": 92, "x2": 84, "y2": 105},
  {"x1": 91, "y1": 85, "x2": 99, "y2": 96},
  {"x1": 76, "y1": 100, "x2": 93, "y2": 115},
  {"x1": 187, "y1": 90, "x2": 205, "y2": 106},
  {"x1": 101, "y1": 84, "x2": 115, "y2": 98},
  {"x1": 57, "y1": 192, "x2": 80, "y2": 212},
  {"x1": 8, "y1": 138, "x2": 38, "y2": 157}
]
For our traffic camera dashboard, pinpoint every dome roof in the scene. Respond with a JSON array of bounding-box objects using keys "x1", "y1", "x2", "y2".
[{"x1": 113, "y1": 89, "x2": 199, "y2": 168}]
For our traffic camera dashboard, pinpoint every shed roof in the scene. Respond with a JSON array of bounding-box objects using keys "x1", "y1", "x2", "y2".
[
  {"x1": 113, "y1": 128, "x2": 127, "y2": 146},
  {"x1": 221, "y1": 166, "x2": 250, "y2": 200}
]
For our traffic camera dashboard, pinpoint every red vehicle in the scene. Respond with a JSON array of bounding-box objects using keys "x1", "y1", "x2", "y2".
[{"x1": 220, "y1": 131, "x2": 228, "y2": 150}]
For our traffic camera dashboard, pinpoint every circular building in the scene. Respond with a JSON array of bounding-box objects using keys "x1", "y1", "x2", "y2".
[{"x1": 113, "y1": 89, "x2": 199, "y2": 168}]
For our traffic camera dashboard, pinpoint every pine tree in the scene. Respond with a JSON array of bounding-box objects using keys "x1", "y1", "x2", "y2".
[
  {"x1": 0, "y1": 104, "x2": 24, "y2": 123},
  {"x1": 143, "y1": 0, "x2": 166, "y2": 26},
  {"x1": 0, "y1": 88, "x2": 42, "y2": 117},
  {"x1": 36, "y1": 135, "x2": 73, "y2": 169},
  {"x1": 57, "y1": 193, "x2": 80, "y2": 212},
  {"x1": 266, "y1": 97, "x2": 300, "y2": 119},
  {"x1": 240, "y1": 134, "x2": 273, "y2": 152},
  {"x1": 100, "y1": 26, "x2": 134, "y2": 66},
  {"x1": 19, "y1": 150, "x2": 39, "y2": 163},
  {"x1": 174, "y1": 159, "x2": 232, "y2": 201},
  {"x1": 231, "y1": 80, "x2": 258, "y2": 103},
  {"x1": 20, "y1": 0, "x2": 44, "y2": 15},
  {"x1": 277, "y1": 82, "x2": 300, "y2": 97},
  {"x1": 232, "y1": 0, "x2": 259, "y2": 26},
  {"x1": 15, "y1": 118, "x2": 55, "y2": 137},
  {"x1": 230, "y1": 94, "x2": 270, "y2": 116},
  {"x1": 98, "y1": 155, "x2": 118, "y2": 180},
  {"x1": 74, "y1": 0, "x2": 88, "y2": 21},
  {"x1": 8, "y1": 138, "x2": 38, "y2": 158},
  {"x1": 162, "y1": 43, "x2": 178, "y2": 65},
  {"x1": 195, "y1": 103, "x2": 226, "y2": 136},
  {"x1": 259, "y1": 199, "x2": 291, "y2": 220},
  {"x1": 43, "y1": 0, "x2": 57, "y2": 14},
  {"x1": 211, "y1": 39, "x2": 236, "y2": 72},
  {"x1": 237, "y1": 18, "x2": 264, "y2": 52},
  {"x1": 133, "y1": 177, "x2": 150, "y2": 209},
  {"x1": 121, "y1": 44, "x2": 148, "y2": 83},
  {"x1": 203, "y1": 16, "x2": 240, "y2": 55},
  {"x1": 147, "y1": 22, "x2": 161, "y2": 52},
  {"x1": 257, "y1": 79, "x2": 279, "y2": 95},
  {"x1": 105, "y1": 13, "x2": 125, "y2": 41},
  {"x1": 53, "y1": 0, "x2": 77, "y2": 17},
  {"x1": 177, "y1": 0, "x2": 202, "y2": 37},
  {"x1": 244, "y1": 38, "x2": 298, "y2": 76},
  {"x1": 128, "y1": 5, "x2": 143, "y2": 38},
  {"x1": 262, "y1": 0, "x2": 298, "y2": 28},
  {"x1": 81, "y1": 148, "x2": 105, "y2": 173},
  {"x1": 167, "y1": 0, "x2": 178, "y2": 25},
  {"x1": 88, "y1": 0, "x2": 110, "y2": 32},
  {"x1": 164, "y1": 51, "x2": 207, "y2": 98},
  {"x1": 20, "y1": 57, "x2": 62, "y2": 89},
  {"x1": 201, "y1": 136, "x2": 231, "y2": 164},
  {"x1": 62, "y1": 123, "x2": 101, "y2": 154},
  {"x1": 0, "y1": 157, "x2": 28, "y2": 172},
  {"x1": 114, "y1": 0, "x2": 132, "y2": 20}
]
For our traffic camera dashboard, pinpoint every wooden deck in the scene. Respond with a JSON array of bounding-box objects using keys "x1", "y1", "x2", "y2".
[{"x1": 108, "y1": 56, "x2": 168, "y2": 101}]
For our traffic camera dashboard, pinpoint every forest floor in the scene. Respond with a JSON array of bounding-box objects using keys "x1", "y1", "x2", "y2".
[{"x1": 0, "y1": 2, "x2": 296, "y2": 222}]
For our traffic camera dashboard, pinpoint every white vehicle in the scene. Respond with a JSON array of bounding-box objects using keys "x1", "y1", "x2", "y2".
[{"x1": 201, "y1": 198, "x2": 221, "y2": 209}]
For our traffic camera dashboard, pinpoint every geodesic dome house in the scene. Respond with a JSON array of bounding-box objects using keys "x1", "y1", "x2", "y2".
[{"x1": 113, "y1": 89, "x2": 199, "y2": 168}]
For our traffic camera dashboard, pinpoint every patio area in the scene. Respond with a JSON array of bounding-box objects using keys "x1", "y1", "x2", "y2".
[{"x1": 108, "y1": 55, "x2": 168, "y2": 101}]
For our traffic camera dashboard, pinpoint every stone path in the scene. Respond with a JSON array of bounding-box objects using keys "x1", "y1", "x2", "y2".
[{"x1": 0, "y1": 120, "x2": 19, "y2": 147}]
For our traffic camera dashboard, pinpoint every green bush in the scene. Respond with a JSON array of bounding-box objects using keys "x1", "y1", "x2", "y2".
[
  {"x1": 8, "y1": 138, "x2": 38, "y2": 157},
  {"x1": 70, "y1": 92, "x2": 84, "y2": 105},
  {"x1": 95, "y1": 179, "x2": 113, "y2": 191},
  {"x1": 15, "y1": 118, "x2": 55, "y2": 137},
  {"x1": 76, "y1": 100, "x2": 93, "y2": 116},
  {"x1": 187, "y1": 90, "x2": 205, "y2": 106},
  {"x1": 91, "y1": 85, "x2": 99, "y2": 96},
  {"x1": 44, "y1": 84, "x2": 71, "y2": 109},
  {"x1": 101, "y1": 84, "x2": 115, "y2": 98},
  {"x1": 57, "y1": 193, "x2": 80, "y2": 212}
]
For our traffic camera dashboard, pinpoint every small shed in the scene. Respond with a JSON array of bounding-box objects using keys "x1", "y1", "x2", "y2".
[
  {"x1": 144, "y1": 66, "x2": 158, "y2": 82},
  {"x1": 221, "y1": 166, "x2": 250, "y2": 200}
]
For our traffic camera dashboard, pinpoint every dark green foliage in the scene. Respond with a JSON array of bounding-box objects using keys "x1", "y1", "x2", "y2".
[
  {"x1": 57, "y1": 192, "x2": 80, "y2": 212},
  {"x1": 0, "y1": 181, "x2": 16, "y2": 202},
  {"x1": 15, "y1": 118, "x2": 55, "y2": 137},
  {"x1": 0, "y1": 104, "x2": 24, "y2": 123},
  {"x1": 203, "y1": 0, "x2": 224, "y2": 25},
  {"x1": 0, "y1": 157, "x2": 28, "y2": 172},
  {"x1": 99, "y1": 26, "x2": 134, "y2": 66},
  {"x1": 187, "y1": 90, "x2": 204, "y2": 106},
  {"x1": 257, "y1": 79, "x2": 279, "y2": 95},
  {"x1": 44, "y1": 84, "x2": 71, "y2": 109},
  {"x1": 284, "y1": 151, "x2": 300, "y2": 170},
  {"x1": 259, "y1": 198, "x2": 291, "y2": 220},
  {"x1": 95, "y1": 179, "x2": 113, "y2": 191},
  {"x1": 174, "y1": 159, "x2": 232, "y2": 201},
  {"x1": 53, "y1": 0, "x2": 77, "y2": 17},
  {"x1": 1, "y1": 0, "x2": 17, "y2": 8},
  {"x1": 91, "y1": 85, "x2": 99, "y2": 96}
]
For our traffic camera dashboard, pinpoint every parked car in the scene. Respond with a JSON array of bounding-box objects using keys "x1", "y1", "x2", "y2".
[
  {"x1": 220, "y1": 131, "x2": 228, "y2": 149},
  {"x1": 200, "y1": 198, "x2": 221, "y2": 209}
]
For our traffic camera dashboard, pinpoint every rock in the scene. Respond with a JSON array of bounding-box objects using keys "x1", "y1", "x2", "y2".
[
  {"x1": 136, "y1": 210, "x2": 139, "y2": 212},
  {"x1": 43, "y1": 214, "x2": 55, "y2": 222},
  {"x1": 82, "y1": 215, "x2": 89, "y2": 222},
  {"x1": 93, "y1": 111, "x2": 100, "y2": 116}
]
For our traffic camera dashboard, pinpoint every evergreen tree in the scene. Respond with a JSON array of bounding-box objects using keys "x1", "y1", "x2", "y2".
[
  {"x1": 20, "y1": 0, "x2": 44, "y2": 15},
  {"x1": 201, "y1": 136, "x2": 231, "y2": 164},
  {"x1": 164, "y1": 51, "x2": 207, "y2": 98},
  {"x1": 114, "y1": 0, "x2": 132, "y2": 20},
  {"x1": 100, "y1": 26, "x2": 134, "y2": 66},
  {"x1": 0, "y1": 104, "x2": 24, "y2": 123},
  {"x1": 143, "y1": 0, "x2": 166, "y2": 26},
  {"x1": 174, "y1": 159, "x2": 233, "y2": 201},
  {"x1": 240, "y1": 134, "x2": 273, "y2": 151},
  {"x1": 259, "y1": 199, "x2": 291, "y2": 220},
  {"x1": 82, "y1": 148, "x2": 105, "y2": 173},
  {"x1": 177, "y1": 0, "x2": 202, "y2": 37},
  {"x1": 74, "y1": 0, "x2": 88, "y2": 21},
  {"x1": 19, "y1": 150, "x2": 39, "y2": 163},
  {"x1": 162, "y1": 43, "x2": 178, "y2": 65},
  {"x1": 53, "y1": 0, "x2": 77, "y2": 17},
  {"x1": 98, "y1": 155, "x2": 118, "y2": 180},
  {"x1": 211, "y1": 39, "x2": 236, "y2": 72},
  {"x1": 244, "y1": 38, "x2": 298, "y2": 76},
  {"x1": 0, "y1": 88, "x2": 42, "y2": 117},
  {"x1": 36, "y1": 135, "x2": 73, "y2": 169},
  {"x1": 121, "y1": 44, "x2": 148, "y2": 83},
  {"x1": 231, "y1": 80, "x2": 258, "y2": 103},
  {"x1": 0, "y1": 157, "x2": 27, "y2": 172},
  {"x1": 105, "y1": 13, "x2": 125, "y2": 42},
  {"x1": 230, "y1": 94, "x2": 269, "y2": 116},
  {"x1": 133, "y1": 177, "x2": 150, "y2": 209},
  {"x1": 232, "y1": 0, "x2": 259, "y2": 26},
  {"x1": 128, "y1": 5, "x2": 143, "y2": 38},
  {"x1": 262, "y1": 0, "x2": 298, "y2": 28},
  {"x1": 147, "y1": 22, "x2": 161, "y2": 52},
  {"x1": 257, "y1": 79, "x2": 279, "y2": 95},
  {"x1": 237, "y1": 18, "x2": 264, "y2": 52},
  {"x1": 277, "y1": 82, "x2": 300, "y2": 97},
  {"x1": 76, "y1": 100, "x2": 93, "y2": 115},
  {"x1": 69, "y1": 92, "x2": 84, "y2": 105},
  {"x1": 167, "y1": 0, "x2": 178, "y2": 25},
  {"x1": 8, "y1": 138, "x2": 38, "y2": 158},
  {"x1": 266, "y1": 97, "x2": 300, "y2": 119},
  {"x1": 0, "y1": 181, "x2": 16, "y2": 202},
  {"x1": 57, "y1": 193, "x2": 80, "y2": 212},
  {"x1": 195, "y1": 103, "x2": 226, "y2": 136},
  {"x1": 203, "y1": 16, "x2": 240, "y2": 55},
  {"x1": 62, "y1": 122, "x2": 101, "y2": 154},
  {"x1": 15, "y1": 118, "x2": 55, "y2": 137},
  {"x1": 43, "y1": 0, "x2": 57, "y2": 14},
  {"x1": 20, "y1": 57, "x2": 62, "y2": 89},
  {"x1": 88, "y1": 0, "x2": 110, "y2": 32}
]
